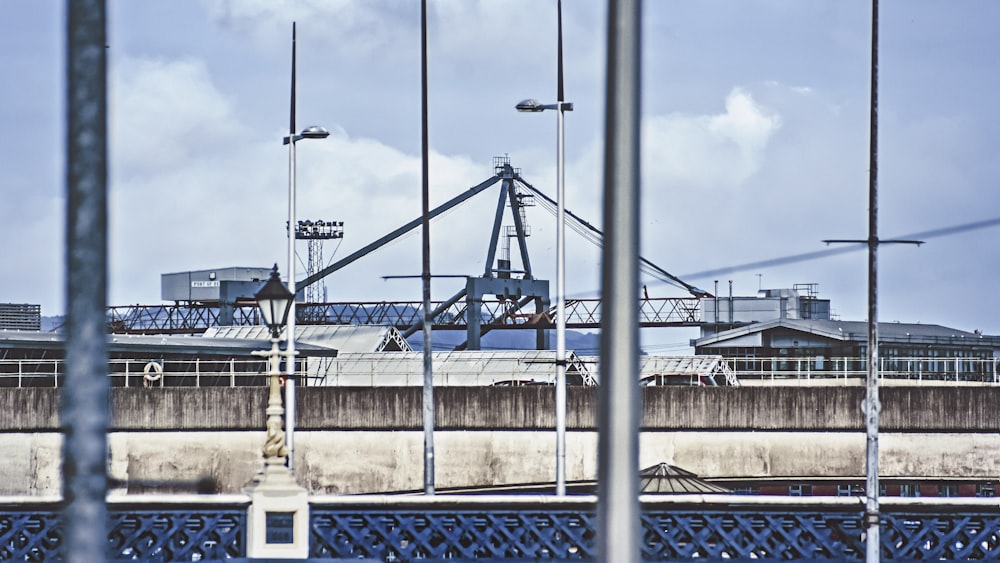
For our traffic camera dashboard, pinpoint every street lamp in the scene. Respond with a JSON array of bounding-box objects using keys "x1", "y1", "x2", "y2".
[
  {"x1": 253, "y1": 265, "x2": 294, "y2": 474},
  {"x1": 516, "y1": 97, "x2": 572, "y2": 495},
  {"x1": 283, "y1": 124, "x2": 329, "y2": 472}
]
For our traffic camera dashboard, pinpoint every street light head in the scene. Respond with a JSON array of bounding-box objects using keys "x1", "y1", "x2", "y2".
[
  {"x1": 255, "y1": 264, "x2": 294, "y2": 337},
  {"x1": 515, "y1": 98, "x2": 546, "y2": 113},
  {"x1": 300, "y1": 125, "x2": 330, "y2": 139}
]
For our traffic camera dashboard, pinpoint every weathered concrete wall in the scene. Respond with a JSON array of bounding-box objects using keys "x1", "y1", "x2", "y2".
[
  {"x1": 5, "y1": 431, "x2": 996, "y2": 496},
  {"x1": 2, "y1": 386, "x2": 997, "y2": 432},
  {"x1": 2, "y1": 386, "x2": 997, "y2": 496}
]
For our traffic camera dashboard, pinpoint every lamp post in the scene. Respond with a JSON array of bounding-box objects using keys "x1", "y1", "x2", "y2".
[
  {"x1": 283, "y1": 124, "x2": 329, "y2": 472},
  {"x1": 248, "y1": 264, "x2": 310, "y2": 559},
  {"x1": 516, "y1": 97, "x2": 572, "y2": 495},
  {"x1": 252, "y1": 265, "x2": 295, "y2": 476}
]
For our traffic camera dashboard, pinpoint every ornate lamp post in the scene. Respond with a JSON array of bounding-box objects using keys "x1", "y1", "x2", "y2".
[
  {"x1": 247, "y1": 265, "x2": 310, "y2": 558},
  {"x1": 253, "y1": 265, "x2": 295, "y2": 476}
]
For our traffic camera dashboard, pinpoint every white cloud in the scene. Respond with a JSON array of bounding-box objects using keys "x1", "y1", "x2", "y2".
[
  {"x1": 111, "y1": 56, "x2": 248, "y2": 179},
  {"x1": 642, "y1": 88, "x2": 782, "y2": 191}
]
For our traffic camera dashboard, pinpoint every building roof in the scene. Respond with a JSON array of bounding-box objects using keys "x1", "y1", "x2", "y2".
[
  {"x1": 694, "y1": 318, "x2": 1000, "y2": 349},
  {"x1": 204, "y1": 324, "x2": 411, "y2": 353},
  {"x1": 0, "y1": 329, "x2": 338, "y2": 357},
  {"x1": 317, "y1": 350, "x2": 595, "y2": 386},
  {"x1": 390, "y1": 462, "x2": 729, "y2": 495},
  {"x1": 638, "y1": 463, "x2": 731, "y2": 494}
]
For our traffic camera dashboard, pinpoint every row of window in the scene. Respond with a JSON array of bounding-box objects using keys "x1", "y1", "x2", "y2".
[{"x1": 729, "y1": 482, "x2": 994, "y2": 497}]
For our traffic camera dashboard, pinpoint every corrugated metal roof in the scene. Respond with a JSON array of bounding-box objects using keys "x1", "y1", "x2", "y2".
[
  {"x1": 314, "y1": 350, "x2": 594, "y2": 386},
  {"x1": 204, "y1": 324, "x2": 411, "y2": 353},
  {"x1": 0, "y1": 329, "x2": 337, "y2": 357},
  {"x1": 638, "y1": 463, "x2": 731, "y2": 494}
]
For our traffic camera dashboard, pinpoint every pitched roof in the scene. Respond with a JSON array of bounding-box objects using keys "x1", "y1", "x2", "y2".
[
  {"x1": 204, "y1": 324, "x2": 411, "y2": 352},
  {"x1": 694, "y1": 318, "x2": 1000, "y2": 348}
]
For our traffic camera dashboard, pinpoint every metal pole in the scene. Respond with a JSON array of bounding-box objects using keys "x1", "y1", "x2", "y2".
[
  {"x1": 555, "y1": 100, "x2": 567, "y2": 496},
  {"x1": 63, "y1": 1, "x2": 109, "y2": 561},
  {"x1": 865, "y1": 1, "x2": 881, "y2": 561},
  {"x1": 286, "y1": 125, "x2": 298, "y2": 472},
  {"x1": 598, "y1": 0, "x2": 641, "y2": 561},
  {"x1": 420, "y1": 0, "x2": 435, "y2": 495}
]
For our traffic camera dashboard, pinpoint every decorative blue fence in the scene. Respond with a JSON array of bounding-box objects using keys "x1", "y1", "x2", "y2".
[
  {"x1": 1, "y1": 495, "x2": 999, "y2": 561},
  {"x1": 0, "y1": 496, "x2": 248, "y2": 562},
  {"x1": 309, "y1": 496, "x2": 1000, "y2": 561}
]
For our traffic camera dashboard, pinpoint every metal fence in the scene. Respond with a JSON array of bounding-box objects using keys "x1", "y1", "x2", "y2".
[
  {"x1": 1, "y1": 355, "x2": 998, "y2": 388},
  {"x1": 731, "y1": 356, "x2": 1000, "y2": 384},
  {"x1": 3, "y1": 495, "x2": 1000, "y2": 561}
]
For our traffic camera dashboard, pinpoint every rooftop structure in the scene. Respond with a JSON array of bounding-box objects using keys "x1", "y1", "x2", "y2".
[{"x1": 694, "y1": 286, "x2": 1000, "y2": 383}]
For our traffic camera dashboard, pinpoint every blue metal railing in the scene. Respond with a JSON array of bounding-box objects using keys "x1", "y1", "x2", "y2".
[{"x1": 1, "y1": 495, "x2": 999, "y2": 561}]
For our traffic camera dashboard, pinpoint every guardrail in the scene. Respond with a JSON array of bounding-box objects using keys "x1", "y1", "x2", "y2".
[
  {"x1": 3, "y1": 495, "x2": 999, "y2": 561},
  {"x1": 1, "y1": 355, "x2": 998, "y2": 388},
  {"x1": 730, "y1": 356, "x2": 1000, "y2": 383}
]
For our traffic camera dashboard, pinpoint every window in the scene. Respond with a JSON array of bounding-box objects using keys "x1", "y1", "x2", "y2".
[
  {"x1": 900, "y1": 483, "x2": 920, "y2": 497},
  {"x1": 977, "y1": 483, "x2": 995, "y2": 497},
  {"x1": 837, "y1": 484, "x2": 862, "y2": 496},
  {"x1": 939, "y1": 484, "x2": 959, "y2": 498},
  {"x1": 788, "y1": 484, "x2": 813, "y2": 497}
]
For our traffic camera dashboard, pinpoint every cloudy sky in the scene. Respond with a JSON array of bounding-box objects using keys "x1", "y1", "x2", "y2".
[{"x1": 2, "y1": 1, "x2": 999, "y2": 351}]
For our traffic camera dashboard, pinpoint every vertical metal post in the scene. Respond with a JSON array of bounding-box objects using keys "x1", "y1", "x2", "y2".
[
  {"x1": 554, "y1": 0, "x2": 568, "y2": 497},
  {"x1": 285, "y1": 23, "x2": 299, "y2": 472},
  {"x1": 554, "y1": 102, "x2": 567, "y2": 496},
  {"x1": 598, "y1": 0, "x2": 641, "y2": 561},
  {"x1": 865, "y1": 1, "x2": 881, "y2": 562},
  {"x1": 63, "y1": 1, "x2": 109, "y2": 561},
  {"x1": 420, "y1": 0, "x2": 435, "y2": 495}
]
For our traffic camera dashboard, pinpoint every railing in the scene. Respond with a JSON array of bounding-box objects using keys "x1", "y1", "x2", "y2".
[
  {"x1": 0, "y1": 495, "x2": 248, "y2": 561},
  {"x1": 731, "y1": 356, "x2": 1000, "y2": 384},
  {"x1": 0, "y1": 358, "x2": 277, "y2": 389},
  {"x1": 311, "y1": 495, "x2": 1000, "y2": 561},
  {"x1": 1, "y1": 355, "x2": 997, "y2": 388},
  {"x1": 4, "y1": 495, "x2": 1000, "y2": 561}
]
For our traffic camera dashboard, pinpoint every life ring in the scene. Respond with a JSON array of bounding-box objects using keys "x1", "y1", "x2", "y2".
[{"x1": 143, "y1": 362, "x2": 163, "y2": 382}]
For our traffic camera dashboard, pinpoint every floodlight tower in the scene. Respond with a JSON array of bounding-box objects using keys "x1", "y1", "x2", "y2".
[{"x1": 294, "y1": 219, "x2": 344, "y2": 303}]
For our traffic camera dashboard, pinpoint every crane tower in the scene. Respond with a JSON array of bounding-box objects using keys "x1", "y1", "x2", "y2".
[{"x1": 294, "y1": 219, "x2": 344, "y2": 302}]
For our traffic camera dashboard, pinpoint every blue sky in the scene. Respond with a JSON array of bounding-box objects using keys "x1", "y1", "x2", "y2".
[{"x1": 1, "y1": 1, "x2": 999, "y2": 350}]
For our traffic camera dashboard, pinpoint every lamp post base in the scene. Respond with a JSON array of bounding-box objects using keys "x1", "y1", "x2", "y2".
[{"x1": 245, "y1": 463, "x2": 309, "y2": 560}]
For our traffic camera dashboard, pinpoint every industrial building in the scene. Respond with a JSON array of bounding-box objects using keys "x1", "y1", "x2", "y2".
[
  {"x1": 693, "y1": 285, "x2": 1000, "y2": 382},
  {"x1": 0, "y1": 303, "x2": 41, "y2": 331}
]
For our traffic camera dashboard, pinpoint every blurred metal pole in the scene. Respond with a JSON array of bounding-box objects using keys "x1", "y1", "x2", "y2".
[
  {"x1": 63, "y1": 1, "x2": 109, "y2": 561},
  {"x1": 598, "y1": 0, "x2": 641, "y2": 561},
  {"x1": 285, "y1": 21, "x2": 298, "y2": 472},
  {"x1": 555, "y1": 0, "x2": 567, "y2": 497},
  {"x1": 865, "y1": 1, "x2": 881, "y2": 561},
  {"x1": 420, "y1": 0, "x2": 435, "y2": 495}
]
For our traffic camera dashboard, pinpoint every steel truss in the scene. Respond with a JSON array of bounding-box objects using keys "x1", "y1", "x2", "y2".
[{"x1": 105, "y1": 296, "x2": 702, "y2": 335}]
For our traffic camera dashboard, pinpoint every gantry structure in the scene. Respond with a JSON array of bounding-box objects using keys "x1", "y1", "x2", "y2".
[{"x1": 107, "y1": 157, "x2": 709, "y2": 348}]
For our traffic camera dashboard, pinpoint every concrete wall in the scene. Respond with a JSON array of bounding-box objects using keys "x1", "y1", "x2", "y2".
[
  {"x1": 2, "y1": 386, "x2": 997, "y2": 496},
  {"x1": 3, "y1": 386, "x2": 997, "y2": 432}
]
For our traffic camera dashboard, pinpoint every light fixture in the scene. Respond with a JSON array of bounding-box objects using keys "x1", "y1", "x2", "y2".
[
  {"x1": 299, "y1": 125, "x2": 329, "y2": 139},
  {"x1": 254, "y1": 264, "x2": 294, "y2": 337},
  {"x1": 284, "y1": 125, "x2": 331, "y2": 144}
]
